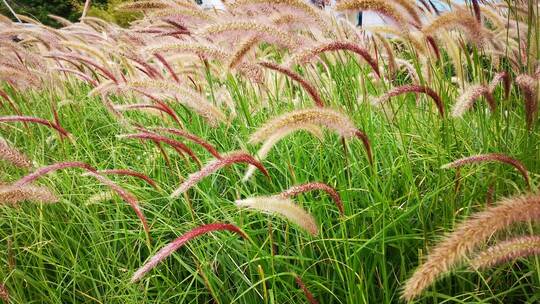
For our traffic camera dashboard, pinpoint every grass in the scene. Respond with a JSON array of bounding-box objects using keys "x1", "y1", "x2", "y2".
[
  {"x1": 0, "y1": 66, "x2": 538, "y2": 303},
  {"x1": 0, "y1": 1, "x2": 539, "y2": 303}
]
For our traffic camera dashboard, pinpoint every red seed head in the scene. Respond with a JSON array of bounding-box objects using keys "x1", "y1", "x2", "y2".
[{"x1": 130, "y1": 223, "x2": 246, "y2": 283}]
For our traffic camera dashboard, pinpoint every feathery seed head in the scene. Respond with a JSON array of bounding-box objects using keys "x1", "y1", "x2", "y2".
[
  {"x1": 470, "y1": 235, "x2": 540, "y2": 270},
  {"x1": 287, "y1": 41, "x2": 379, "y2": 78},
  {"x1": 336, "y1": 0, "x2": 409, "y2": 30},
  {"x1": 515, "y1": 74, "x2": 539, "y2": 130},
  {"x1": 0, "y1": 184, "x2": 58, "y2": 205},
  {"x1": 372, "y1": 85, "x2": 444, "y2": 117},
  {"x1": 0, "y1": 139, "x2": 32, "y2": 168},
  {"x1": 197, "y1": 21, "x2": 298, "y2": 49},
  {"x1": 279, "y1": 182, "x2": 344, "y2": 216},
  {"x1": 422, "y1": 8, "x2": 487, "y2": 45},
  {"x1": 131, "y1": 223, "x2": 246, "y2": 283},
  {"x1": 82, "y1": 171, "x2": 150, "y2": 240},
  {"x1": 235, "y1": 196, "x2": 318, "y2": 235},
  {"x1": 402, "y1": 194, "x2": 540, "y2": 301},
  {"x1": 441, "y1": 153, "x2": 530, "y2": 188},
  {"x1": 452, "y1": 85, "x2": 495, "y2": 117},
  {"x1": 171, "y1": 151, "x2": 269, "y2": 197},
  {"x1": 14, "y1": 162, "x2": 96, "y2": 187},
  {"x1": 250, "y1": 108, "x2": 358, "y2": 144}
]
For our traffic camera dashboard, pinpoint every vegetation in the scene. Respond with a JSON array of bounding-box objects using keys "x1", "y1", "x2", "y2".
[
  {"x1": 0, "y1": 0, "x2": 539, "y2": 303},
  {"x1": 0, "y1": 0, "x2": 136, "y2": 26}
]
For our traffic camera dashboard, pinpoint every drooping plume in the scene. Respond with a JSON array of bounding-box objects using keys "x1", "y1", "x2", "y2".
[
  {"x1": 249, "y1": 108, "x2": 372, "y2": 164},
  {"x1": 130, "y1": 223, "x2": 247, "y2": 283},
  {"x1": 279, "y1": 182, "x2": 344, "y2": 216},
  {"x1": 515, "y1": 74, "x2": 538, "y2": 130},
  {"x1": 82, "y1": 172, "x2": 151, "y2": 240},
  {"x1": 0, "y1": 139, "x2": 32, "y2": 168},
  {"x1": 295, "y1": 275, "x2": 319, "y2": 304},
  {"x1": 336, "y1": 0, "x2": 408, "y2": 29},
  {"x1": 14, "y1": 161, "x2": 96, "y2": 187},
  {"x1": 402, "y1": 194, "x2": 540, "y2": 301},
  {"x1": 117, "y1": 132, "x2": 201, "y2": 166},
  {"x1": 171, "y1": 151, "x2": 269, "y2": 197},
  {"x1": 124, "y1": 80, "x2": 227, "y2": 126},
  {"x1": 470, "y1": 235, "x2": 540, "y2": 270},
  {"x1": 0, "y1": 115, "x2": 71, "y2": 138},
  {"x1": 488, "y1": 71, "x2": 511, "y2": 100},
  {"x1": 0, "y1": 184, "x2": 58, "y2": 205},
  {"x1": 286, "y1": 41, "x2": 380, "y2": 78},
  {"x1": 197, "y1": 21, "x2": 298, "y2": 49},
  {"x1": 144, "y1": 42, "x2": 230, "y2": 62},
  {"x1": 452, "y1": 85, "x2": 496, "y2": 117},
  {"x1": 235, "y1": 196, "x2": 318, "y2": 235},
  {"x1": 371, "y1": 85, "x2": 444, "y2": 117},
  {"x1": 0, "y1": 283, "x2": 8, "y2": 303},
  {"x1": 152, "y1": 127, "x2": 221, "y2": 159},
  {"x1": 258, "y1": 61, "x2": 325, "y2": 107},
  {"x1": 422, "y1": 7, "x2": 487, "y2": 45},
  {"x1": 441, "y1": 153, "x2": 530, "y2": 189},
  {"x1": 97, "y1": 169, "x2": 158, "y2": 189}
]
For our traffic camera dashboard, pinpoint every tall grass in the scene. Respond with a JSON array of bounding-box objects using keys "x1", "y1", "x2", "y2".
[{"x1": 0, "y1": 0, "x2": 539, "y2": 303}]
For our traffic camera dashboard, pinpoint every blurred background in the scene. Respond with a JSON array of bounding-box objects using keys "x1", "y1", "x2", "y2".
[{"x1": 0, "y1": 0, "x2": 452, "y2": 28}]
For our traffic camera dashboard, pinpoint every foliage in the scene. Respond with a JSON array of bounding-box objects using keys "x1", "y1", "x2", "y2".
[{"x1": 0, "y1": 0, "x2": 539, "y2": 303}]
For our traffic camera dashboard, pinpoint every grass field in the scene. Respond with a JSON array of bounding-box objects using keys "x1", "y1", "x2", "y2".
[{"x1": 0, "y1": 1, "x2": 539, "y2": 303}]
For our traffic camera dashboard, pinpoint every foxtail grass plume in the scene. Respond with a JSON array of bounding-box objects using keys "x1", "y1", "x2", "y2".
[
  {"x1": 154, "y1": 53, "x2": 180, "y2": 84},
  {"x1": 14, "y1": 161, "x2": 96, "y2": 187},
  {"x1": 197, "y1": 21, "x2": 297, "y2": 49},
  {"x1": 470, "y1": 235, "x2": 540, "y2": 270},
  {"x1": 144, "y1": 42, "x2": 230, "y2": 62},
  {"x1": 249, "y1": 108, "x2": 372, "y2": 164},
  {"x1": 0, "y1": 184, "x2": 58, "y2": 205},
  {"x1": 125, "y1": 80, "x2": 227, "y2": 126},
  {"x1": 227, "y1": 0, "x2": 326, "y2": 29},
  {"x1": 488, "y1": 71, "x2": 511, "y2": 100},
  {"x1": 295, "y1": 275, "x2": 319, "y2": 304},
  {"x1": 0, "y1": 283, "x2": 8, "y2": 303},
  {"x1": 287, "y1": 41, "x2": 380, "y2": 78},
  {"x1": 258, "y1": 61, "x2": 325, "y2": 107},
  {"x1": 235, "y1": 196, "x2": 318, "y2": 235},
  {"x1": 47, "y1": 52, "x2": 119, "y2": 84},
  {"x1": 242, "y1": 124, "x2": 323, "y2": 182},
  {"x1": 228, "y1": 35, "x2": 260, "y2": 70},
  {"x1": 97, "y1": 169, "x2": 158, "y2": 189},
  {"x1": 152, "y1": 127, "x2": 221, "y2": 159},
  {"x1": 0, "y1": 139, "x2": 32, "y2": 168},
  {"x1": 452, "y1": 85, "x2": 495, "y2": 117},
  {"x1": 82, "y1": 171, "x2": 151, "y2": 240},
  {"x1": 471, "y1": 0, "x2": 481, "y2": 23},
  {"x1": 422, "y1": 7, "x2": 486, "y2": 45},
  {"x1": 54, "y1": 67, "x2": 98, "y2": 87},
  {"x1": 441, "y1": 153, "x2": 530, "y2": 189},
  {"x1": 336, "y1": 0, "x2": 408, "y2": 29},
  {"x1": 117, "y1": 132, "x2": 201, "y2": 166},
  {"x1": 113, "y1": 103, "x2": 181, "y2": 124},
  {"x1": 515, "y1": 74, "x2": 538, "y2": 130},
  {"x1": 0, "y1": 89, "x2": 20, "y2": 114},
  {"x1": 116, "y1": 0, "x2": 176, "y2": 12},
  {"x1": 402, "y1": 194, "x2": 540, "y2": 301},
  {"x1": 392, "y1": 0, "x2": 422, "y2": 26},
  {"x1": 371, "y1": 85, "x2": 444, "y2": 117},
  {"x1": 279, "y1": 182, "x2": 344, "y2": 216},
  {"x1": 171, "y1": 151, "x2": 269, "y2": 197},
  {"x1": 130, "y1": 223, "x2": 247, "y2": 283},
  {"x1": 0, "y1": 115, "x2": 71, "y2": 138}
]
